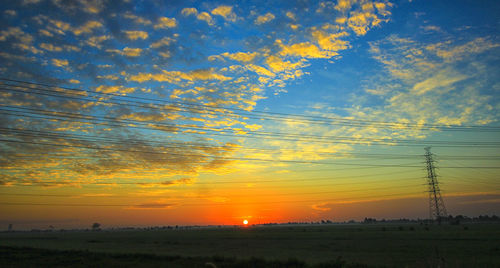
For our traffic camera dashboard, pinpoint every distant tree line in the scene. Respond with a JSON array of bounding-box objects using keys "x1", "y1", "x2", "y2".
[{"x1": 360, "y1": 215, "x2": 500, "y2": 225}]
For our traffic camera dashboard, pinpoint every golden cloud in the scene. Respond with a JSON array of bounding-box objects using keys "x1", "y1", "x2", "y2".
[
  {"x1": 95, "y1": 85, "x2": 136, "y2": 94},
  {"x1": 150, "y1": 37, "x2": 174, "y2": 48},
  {"x1": 128, "y1": 68, "x2": 231, "y2": 83},
  {"x1": 52, "y1": 58, "x2": 69, "y2": 67},
  {"x1": 158, "y1": 51, "x2": 171, "y2": 58},
  {"x1": 0, "y1": 27, "x2": 33, "y2": 44},
  {"x1": 181, "y1": 7, "x2": 198, "y2": 16},
  {"x1": 123, "y1": 30, "x2": 148, "y2": 40},
  {"x1": 123, "y1": 12, "x2": 152, "y2": 25},
  {"x1": 72, "y1": 20, "x2": 103, "y2": 35},
  {"x1": 154, "y1": 17, "x2": 177, "y2": 29},
  {"x1": 80, "y1": 0, "x2": 105, "y2": 14},
  {"x1": 246, "y1": 64, "x2": 275, "y2": 77},
  {"x1": 85, "y1": 35, "x2": 110, "y2": 48},
  {"x1": 211, "y1": 5, "x2": 237, "y2": 22},
  {"x1": 40, "y1": 43, "x2": 62, "y2": 52},
  {"x1": 197, "y1": 12, "x2": 214, "y2": 25},
  {"x1": 255, "y1": 12, "x2": 275, "y2": 25},
  {"x1": 335, "y1": 0, "x2": 354, "y2": 12},
  {"x1": 411, "y1": 69, "x2": 467, "y2": 95},
  {"x1": 265, "y1": 55, "x2": 304, "y2": 73},
  {"x1": 210, "y1": 51, "x2": 259, "y2": 62},
  {"x1": 38, "y1": 29, "x2": 53, "y2": 37},
  {"x1": 106, "y1": 47, "x2": 142, "y2": 57},
  {"x1": 311, "y1": 30, "x2": 350, "y2": 51},
  {"x1": 277, "y1": 40, "x2": 335, "y2": 59}
]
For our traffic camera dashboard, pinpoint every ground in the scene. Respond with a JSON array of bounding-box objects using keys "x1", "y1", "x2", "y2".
[{"x1": 0, "y1": 223, "x2": 499, "y2": 267}]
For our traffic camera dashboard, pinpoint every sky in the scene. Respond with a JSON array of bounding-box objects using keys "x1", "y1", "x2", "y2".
[{"x1": 0, "y1": 0, "x2": 499, "y2": 229}]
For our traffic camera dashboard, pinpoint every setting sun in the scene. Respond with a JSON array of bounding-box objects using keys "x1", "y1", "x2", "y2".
[{"x1": 243, "y1": 220, "x2": 249, "y2": 225}]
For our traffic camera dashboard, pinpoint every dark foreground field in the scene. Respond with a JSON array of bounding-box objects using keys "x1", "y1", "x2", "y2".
[{"x1": 1, "y1": 223, "x2": 499, "y2": 267}]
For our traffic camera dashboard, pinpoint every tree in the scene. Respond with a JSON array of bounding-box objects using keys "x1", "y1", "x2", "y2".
[{"x1": 92, "y1": 222, "x2": 101, "y2": 231}]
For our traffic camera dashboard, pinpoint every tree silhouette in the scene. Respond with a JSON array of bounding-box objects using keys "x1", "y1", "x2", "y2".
[{"x1": 92, "y1": 222, "x2": 101, "y2": 231}]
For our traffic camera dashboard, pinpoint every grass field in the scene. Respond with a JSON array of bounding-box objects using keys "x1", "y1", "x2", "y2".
[{"x1": 1, "y1": 223, "x2": 499, "y2": 267}]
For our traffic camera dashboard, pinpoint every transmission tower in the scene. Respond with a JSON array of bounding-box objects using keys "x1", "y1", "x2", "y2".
[{"x1": 424, "y1": 147, "x2": 447, "y2": 224}]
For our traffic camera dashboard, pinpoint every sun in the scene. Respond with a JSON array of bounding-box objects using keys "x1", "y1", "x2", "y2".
[{"x1": 243, "y1": 219, "x2": 249, "y2": 225}]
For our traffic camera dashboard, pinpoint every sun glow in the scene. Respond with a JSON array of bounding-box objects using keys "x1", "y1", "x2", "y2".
[{"x1": 243, "y1": 219, "x2": 249, "y2": 225}]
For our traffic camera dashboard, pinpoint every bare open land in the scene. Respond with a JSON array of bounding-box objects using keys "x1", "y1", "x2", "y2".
[{"x1": 1, "y1": 223, "x2": 499, "y2": 267}]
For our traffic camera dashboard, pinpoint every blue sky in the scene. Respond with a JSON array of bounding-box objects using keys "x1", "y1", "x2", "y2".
[{"x1": 0, "y1": 0, "x2": 499, "y2": 228}]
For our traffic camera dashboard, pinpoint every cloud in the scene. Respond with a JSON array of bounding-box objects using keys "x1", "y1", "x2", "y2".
[
  {"x1": 95, "y1": 85, "x2": 136, "y2": 94},
  {"x1": 358, "y1": 33, "x2": 499, "y2": 136},
  {"x1": 180, "y1": 7, "x2": 215, "y2": 25},
  {"x1": 123, "y1": 13, "x2": 152, "y2": 25},
  {"x1": 72, "y1": 20, "x2": 103, "y2": 35},
  {"x1": 40, "y1": 43, "x2": 80, "y2": 52},
  {"x1": 335, "y1": 0, "x2": 354, "y2": 12},
  {"x1": 128, "y1": 68, "x2": 231, "y2": 83},
  {"x1": 411, "y1": 69, "x2": 468, "y2": 95},
  {"x1": 197, "y1": 12, "x2": 214, "y2": 25},
  {"x1": 255, "y1": 12, "x2": 275, "y2": 25},
  {"x1": 311, "y1": 30, "x2": 350, "y2": 52},
  {"x1": 312, "y1": 203, "x2": 332, "y2": 211},
  {"x1": 128, "y1": 202, "x2": 175, "y2": 209},
  {"x1": 161, "y1": 177, "x2": 195, "y2": 186},
  {"x1": 79, "y1": 0, "x2": 105, "y2": 14},
  {"x1": 211, "y1": 5, "x2": 237, "y2": 22},
  {"x1": 421, "y1": 25, "x2": 442, "y2": 32},
  {"x1": 0, "y1": 0, "x2": 402, "y2": 196},
  {"x1": 52, "y1": 58, "x2": 69, "y2": 67},
  {"x1": 277, "y1": 40, "x2": 335, "y2": 59},
  {"x1": 374, "y1": 2, "x2": 392, "y2": 16},
  {"x1": 347, "y1": 11, "x2": 381, "y2": 36},
  {"x1": 209, "y1": 51, "x2": 259, "y2": 63},
  {"x1": 38, "y1": 29, "x2": 53, "y2": 37},
  {"x1": 265, "y1": 55, "x2": 304, "y2": 73},
  {"x1": 4, "y1": 10, "x2": 17, "y2": 16},
  {"x1": 0, "y1": 27, "x2": 33, "y2": 43},
  {"x1": 13, "y1": 43, "x2": 43, "y2": 54},
  {"x1": 123, "y1": 30, "x2": 149, "y2": 40},
  {"x1": 154, "y1": 17, "x2": 177, "y2": 29},
  {"x1": 106, "y1": 47, "x2": 142, "y2": 57},
  {"x1": 85, "y1": 35, "x2": 110, "y2": 48},
  {"x1": 97, "y1": 74, "x2": 119, "y2": 80},
  {"x1": 181, "y1": 7, "x2": 198, "y2": 16},
  {"x1": 150, "y1": 37, "x2": 174, "y2": 48},
  {"x1": 246, "y1": 64, "x2": 275, "y2": 77},
  {"x1": 427, "y1": 37, "x2": 500, "y2": 62}
]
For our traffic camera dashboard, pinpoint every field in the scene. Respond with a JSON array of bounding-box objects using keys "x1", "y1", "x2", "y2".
[{"x1": 1, "y1": 223, "x2": 499, "y2": 267}]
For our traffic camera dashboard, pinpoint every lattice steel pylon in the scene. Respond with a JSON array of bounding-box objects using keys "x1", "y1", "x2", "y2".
[{"x1": 424, "y1": 147, "x2": 447, "y2": 224}]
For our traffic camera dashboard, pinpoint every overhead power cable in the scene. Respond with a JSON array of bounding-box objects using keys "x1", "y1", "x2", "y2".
[
  {"x1": 0, "y1": 191, "x2": 427, "y2": 207},
  {"x1": 1, "y1": 106, "x2": 499, "y2": 147},
  {"x1": 1, "y1": 78, "x2": 500, "y2": 132},
  {"x1": 2, "y1": 127, "x2": 500, "y2": 160}
]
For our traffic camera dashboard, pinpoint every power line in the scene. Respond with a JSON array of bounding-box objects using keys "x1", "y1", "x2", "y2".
[
  {"x1": 2, "y1": 127, "x2": 500, "y2": 160},
  {"x1": 2, "y1": 171, "x2": 423, "y2": 187},
  {"x1": 1, "y1": 78, "x2": 500, "y2": 132},
  {"x1": 0, "y1": 183, "x2": 424, "y2": 199},
  {"x1": 2, "y1": 138, "x2": 500, "y2": 168},
  {"x1": 2, "y1": 106, "x2": 499, "y2": 147},
  {"x1": 0, "y1": 191, "x2": 427, "y2": 207}
]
